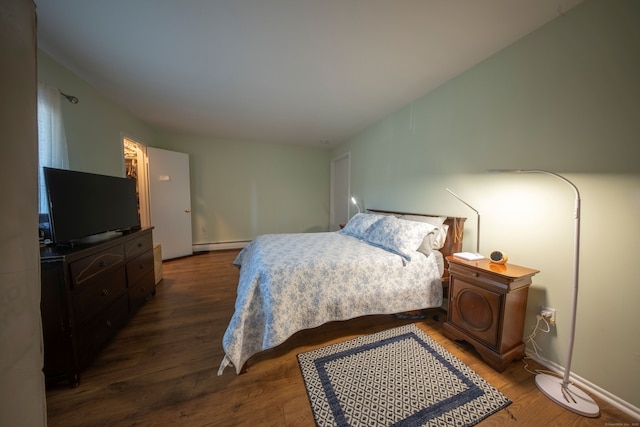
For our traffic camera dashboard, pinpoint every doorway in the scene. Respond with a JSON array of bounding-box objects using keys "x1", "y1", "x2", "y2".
[
  {"x1": 330, "y1": 152, "x2": 351, "y2": 231},
  {"x1": 123, "y1": 137, "x2": 151, "y2": 227}
]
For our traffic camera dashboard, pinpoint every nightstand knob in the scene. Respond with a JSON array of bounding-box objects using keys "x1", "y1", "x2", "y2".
[{"x1": 101, "y1": 288, "x2": 109, "y2": 296}]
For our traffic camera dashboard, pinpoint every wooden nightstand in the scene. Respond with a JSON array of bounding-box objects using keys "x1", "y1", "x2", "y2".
[{"x1": 443, "y1": 256, "x2": 539, "y2": 372}]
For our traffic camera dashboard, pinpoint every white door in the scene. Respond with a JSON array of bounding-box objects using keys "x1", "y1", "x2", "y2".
[
  {"x1": 330, "y1": 153, "x2": 350, "y2": 231},
  {"x1": 147, "y1": 147, "x2": 193, "y2": 260}
]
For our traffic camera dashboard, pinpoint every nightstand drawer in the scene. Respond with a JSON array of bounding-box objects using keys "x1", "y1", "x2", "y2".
[{"x1": 448, "y1": 263, "x2": 510, "y2": 293}]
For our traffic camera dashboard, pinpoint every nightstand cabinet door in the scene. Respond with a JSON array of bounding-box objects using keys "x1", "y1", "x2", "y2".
[{"x1": 449, "y1": 280, "x2": 501, "y2": 348}]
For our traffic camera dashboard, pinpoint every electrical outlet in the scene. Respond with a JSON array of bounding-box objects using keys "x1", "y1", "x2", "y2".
[{"x1": 540, "y1": 307, "x2": 556, "y2": 325}]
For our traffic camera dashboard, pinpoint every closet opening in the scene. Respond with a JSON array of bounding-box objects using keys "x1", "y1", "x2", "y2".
[{"x1": 123, "y1": 137, "x2": 151, "y2": 228}]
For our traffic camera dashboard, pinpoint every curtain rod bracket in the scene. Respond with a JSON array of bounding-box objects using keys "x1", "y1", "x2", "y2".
[{"x1": 59, "y1": 90, "x2": 79, "y2": 104}]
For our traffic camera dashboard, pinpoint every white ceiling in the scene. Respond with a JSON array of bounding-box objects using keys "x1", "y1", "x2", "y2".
[{"x1": 35, "y1": 0, "x2": 583, "y2": 147}]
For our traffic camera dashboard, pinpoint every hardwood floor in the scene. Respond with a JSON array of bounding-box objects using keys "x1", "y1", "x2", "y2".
[{"x1": 45, "y1": 250, "x2": 635, "y2": 426}]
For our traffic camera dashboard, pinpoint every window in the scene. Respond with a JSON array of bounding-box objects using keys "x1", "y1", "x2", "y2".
[{"x1": 37, "y1": 82, "x2": 69, "y2": 214}]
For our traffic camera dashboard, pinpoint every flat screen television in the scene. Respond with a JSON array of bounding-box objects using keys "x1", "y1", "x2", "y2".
[{"x1": 43, "y1": 167, "x2": 141, "y2": 245}]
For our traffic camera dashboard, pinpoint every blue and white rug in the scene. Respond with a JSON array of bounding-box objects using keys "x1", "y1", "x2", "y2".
[{"x1": 297, "y1": 323, "x2": 510, "y2": 427}]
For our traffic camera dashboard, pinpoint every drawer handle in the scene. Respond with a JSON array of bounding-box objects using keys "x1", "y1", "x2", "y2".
[
  {"x1": 137, "y1": 243, "x2": 142, "y2": 248},
  {"x1": 105, "y1": 320, "x2": 113, "y2": 328},
  {"x1": 139, "y1": 263, "x2": 145, "y2": 270},
  {"x1": 99, "y1": 260, "x2": 107, "y2": 268},
  {"x1": 101, "y1": 288, "x2": 109, "y2": 296},
  {"x1": 473, "y1": 272, "x2": 479, "y2": 277}
]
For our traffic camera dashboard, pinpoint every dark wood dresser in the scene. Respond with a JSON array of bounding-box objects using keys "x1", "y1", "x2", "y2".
[
  {"x1": 40, "y1": 227, "x2": 155, "y2": 387},
  {"x1": 443, "y1": 256, "x2": 539, "y2": 372}
]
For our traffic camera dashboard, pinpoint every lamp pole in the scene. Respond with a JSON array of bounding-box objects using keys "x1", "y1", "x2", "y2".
[
  {"x1": 488, "y1": 169, "x2": 599, "y2": 417},
  {"x1": 446, "y1": 188, "x2": 481, "y2": 255}
]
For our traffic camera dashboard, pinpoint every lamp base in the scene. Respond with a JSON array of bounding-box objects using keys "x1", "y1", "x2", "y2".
[{"x1": 535, "y1": 373, "x2": 599, "y2": 417}]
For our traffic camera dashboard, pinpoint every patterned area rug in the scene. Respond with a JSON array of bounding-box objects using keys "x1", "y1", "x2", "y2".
[{"x1": 297, "y1": 324, "x2": 510, "y2": 427}]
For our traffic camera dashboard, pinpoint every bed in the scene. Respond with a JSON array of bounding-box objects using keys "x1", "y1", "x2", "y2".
[{"x1": 218, "y1": 210, "x2": 466, "y2": 375}]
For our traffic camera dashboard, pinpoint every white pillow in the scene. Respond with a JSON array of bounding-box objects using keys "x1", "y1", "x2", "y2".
[
  {"x1": 338, "y1": 213, "x2": 385, "y2": 240},
  {"x1": 364, "y1": 216, "x2": 437, "y2": 262},
  {"x1": 401, "y1": 214, "x2": 446, "y2": 228},
  {"x1": 400, "y1": 215, "x2": 449, "y2": 252}
]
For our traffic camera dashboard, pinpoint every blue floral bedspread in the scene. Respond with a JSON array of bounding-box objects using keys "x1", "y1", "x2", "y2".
[{"x1": 218, "y1": 232, "x2": 442, "y2": 374}]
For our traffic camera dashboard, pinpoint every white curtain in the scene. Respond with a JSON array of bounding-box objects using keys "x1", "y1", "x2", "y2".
[{"x1": 37, "y1": 81, "x2": 69, "y2": 213}]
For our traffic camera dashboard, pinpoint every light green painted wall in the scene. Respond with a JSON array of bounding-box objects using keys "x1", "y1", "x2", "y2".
[
  {"x1": 37, "y1": 52, "x2": 156, "y2": 177},
  {"x1": 153, "y1": 132, "x2": 331, "y2": 244},
  {"x1": 37, "y1": 51, "x2": 331, "y2": 245},
  {"x1": 332, "y1": 0, "x2": 640, "y2": 410}
]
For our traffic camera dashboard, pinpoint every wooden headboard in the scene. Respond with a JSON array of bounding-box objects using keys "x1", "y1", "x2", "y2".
[{"x1": 366, "y1": 209, "x2": 466, "y2": 280}]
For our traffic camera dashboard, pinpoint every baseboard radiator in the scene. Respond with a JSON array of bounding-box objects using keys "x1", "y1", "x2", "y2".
[{"x1": 192, "y1": 241, "x2": 249, "y2": 252}]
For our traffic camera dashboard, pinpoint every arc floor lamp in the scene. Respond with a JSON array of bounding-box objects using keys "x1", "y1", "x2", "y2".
[{"x1": 488, "y1": 169, "x2": 599, "y2": 418}]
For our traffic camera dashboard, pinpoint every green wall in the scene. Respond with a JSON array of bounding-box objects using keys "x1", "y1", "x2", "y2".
[
  {"x1": 37, "y1": 52, "x2": 156, "y2": 177},
  {"x1": 37, "y1": 51, "x2": 331, "y2": 245},
  {"x1": 332, "y1": 0, "x2": 640, "y2": 411},
  {"x1": 154, "y1": 132, "x2": 330, "y2": 244}
]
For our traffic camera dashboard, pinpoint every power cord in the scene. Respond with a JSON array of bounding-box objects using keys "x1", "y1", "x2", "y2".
[
  {"x1": 522, "y1": 314, "x2": 561, "y2": 378},
  {"x1": 523, "y1": 314, "x2": 583, "y2": 387},
  {"x1": 525, "y1": 314, "x2": 550, "y2": 354}
]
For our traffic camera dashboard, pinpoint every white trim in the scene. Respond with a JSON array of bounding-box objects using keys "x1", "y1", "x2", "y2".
[
  {"x1": 192, "y1": 241, "x2": 249, "y2": 252},
  {"x1": 526, "y1": 351, "x2": 640, "y2": 420}
]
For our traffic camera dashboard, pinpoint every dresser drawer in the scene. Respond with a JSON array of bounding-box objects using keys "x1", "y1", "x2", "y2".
[
  {"x1": 77, "y1": 295, "x2": 129, "y2": 368},
  {"x1": 126, "y1": 249, "x2": 154, "y2": 286},
  {"x1": 125, "y1": 232, "x2": 153, "y2": 258},
  {"x1": 129, "y1": 274, "x2": 155, "y2": 313},
  {"x1": 70, "y1": 245, "x2": 125, "y2": 288},
  {"x1": 73, "y1": 267, "x2": 127, "y2": 324}
]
